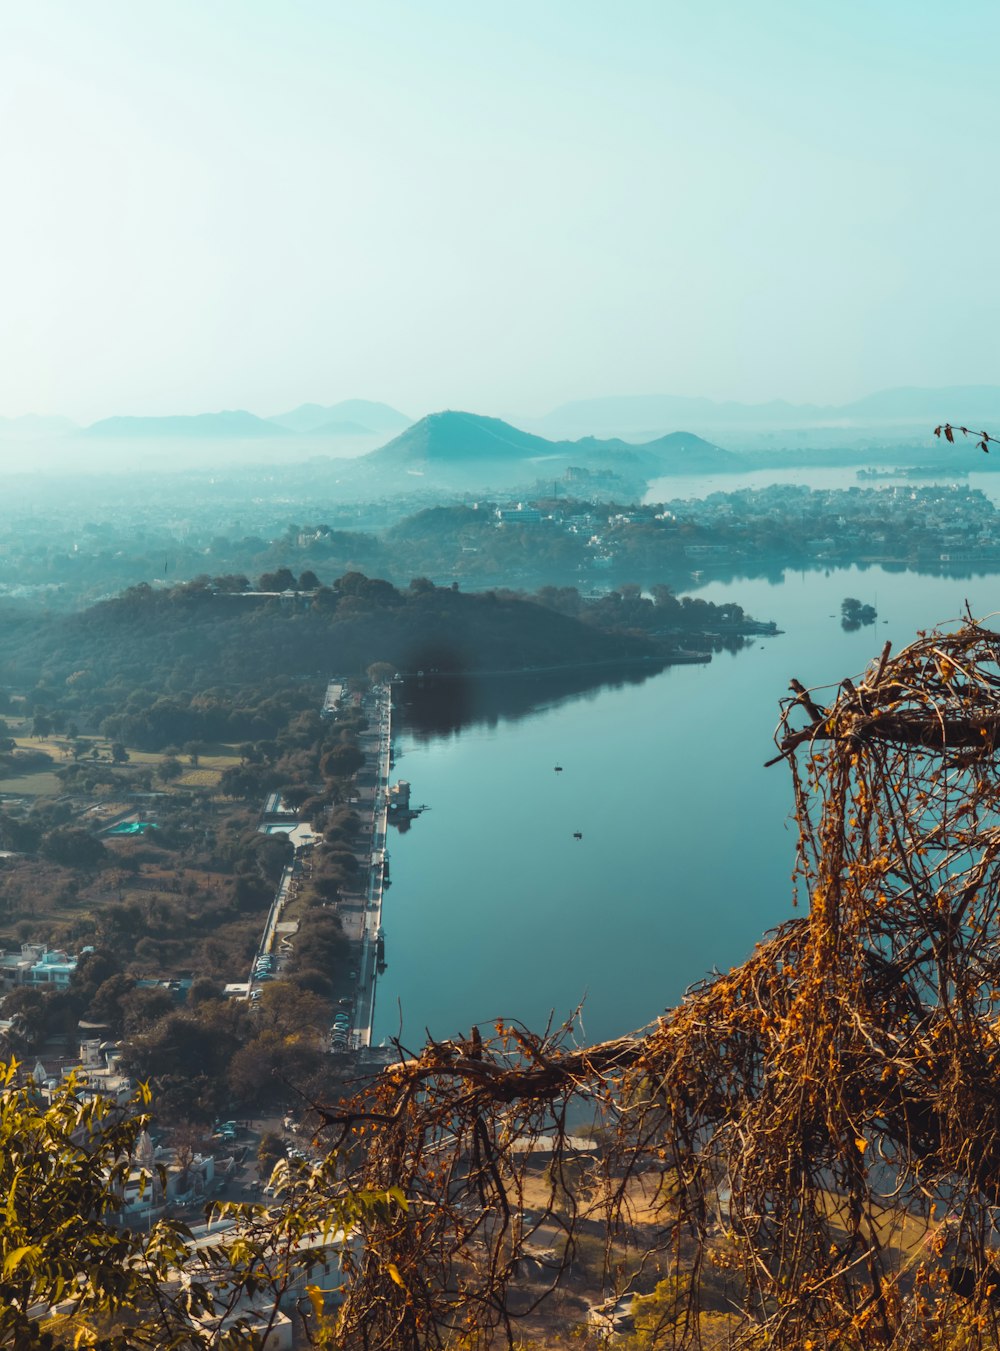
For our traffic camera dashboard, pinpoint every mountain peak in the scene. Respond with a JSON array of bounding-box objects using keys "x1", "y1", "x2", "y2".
[
  {"x1": 369, "y1": 410, "x2": 554, "y2": 463},
  {"x1": 269, "y1": 399, "x2": 411, "y2": 435},
  {"x1": 366, "y1": 410, "x2": 739, "y2": 474}
]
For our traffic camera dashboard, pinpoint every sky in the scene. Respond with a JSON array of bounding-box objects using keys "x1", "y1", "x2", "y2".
[{"x1": 2, "y1": 1, "x2": 999, "y2": 423}]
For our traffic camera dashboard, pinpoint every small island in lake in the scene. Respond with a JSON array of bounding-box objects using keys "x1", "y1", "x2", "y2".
[{"x1": 841, "y1": 596, "x2": 877, "y2": 630}]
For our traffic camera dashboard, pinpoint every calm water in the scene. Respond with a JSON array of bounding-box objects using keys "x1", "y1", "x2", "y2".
[
  {"x1": 644, "y1": 465, "x2": 1000, "y2": 506},
  {"x1": 372, "y1": 565, "x2": 1000, "y2": 1052}
]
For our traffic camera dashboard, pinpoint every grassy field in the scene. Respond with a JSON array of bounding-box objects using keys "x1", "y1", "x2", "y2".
[
  {"x1": 11, "y1": 735, "x2": 74, "y2": 759},
  {"x1": 0, "y1": 770, "x2": 63, "y2": 796},
  {"x1": 3, "y1": 720, "x2": 240, "y2": 762},
  {"x1": 175, "y1": 768, "x2": 224, "y2": 788},
  {"x1": 0, "y1": 723, "x2": 242, "y2": 815},
  {"x1": 124, "y1": 748, "x2": 241, "y2": 771},
  {"x1": 5, "y1": 734, "x2": 239, "y2": 771}
]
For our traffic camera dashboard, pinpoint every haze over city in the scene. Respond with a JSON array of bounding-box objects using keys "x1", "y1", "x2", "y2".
[
  {"x1": 4, "y1": 1, "x2": 999, "y2": 425},
  {"x1": 9, "y1": 7, "x2": 1000, "y2": 1346}
]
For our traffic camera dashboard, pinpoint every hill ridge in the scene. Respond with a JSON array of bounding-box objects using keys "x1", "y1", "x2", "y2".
[
  {"x1": 82, "y1": 410, "x2": 283, "y2": 438},
  {"x1": 367, "y1": 409, "x2": 738, "y2": 472}
]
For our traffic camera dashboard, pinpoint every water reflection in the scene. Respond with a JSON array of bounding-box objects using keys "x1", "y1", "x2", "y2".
[
  {"x1": 398, "y1": 663, "x2": 665, "y2": 739},
  {"x1": 374, "y1": 563, "x2": 1000, "y2": 1047}
]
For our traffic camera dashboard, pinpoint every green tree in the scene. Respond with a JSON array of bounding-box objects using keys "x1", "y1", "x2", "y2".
[
  {"x1": 1, "y1": 988, "x2": 50, "y2": 1051},
  {"x1": 119, "y1": 984, "x2": 176, "y2": 1036},
  {"x1": 210, "y1": 573, "x2": 250, "y2": 593},
  {"x1": 40, "y1": 827, "x2": 107, "y2": 869},
  {"x1": 253, "y1": 980, "x2": 330, "y2": 1038},
  {"x1": 155, "y1": 755, "x2": 183, "y2": 783},
  {"x1": 187, "y1": 976, "x2": 222, "y2": 1006},
  {"x1": 258, "y1": 567, "x2": 296, "y2": 592},
  {"x1": 0, "y1": 1060, "x2": 400, "y2": 1347},
  {"x1": 321, "y1": 740, "x2": 364, "y2": 781},
  {"x1": 82, "y1": 973, "x2": 134, "y2": 1035}
]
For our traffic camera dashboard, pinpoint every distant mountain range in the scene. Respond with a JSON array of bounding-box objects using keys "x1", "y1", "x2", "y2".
[
  {"x1": 82, "y1": 410, "x2": 284, "y2": 439},
  {"x1": 533, "y1": 386, "x2": 1000, "y2": 440},
  {"x1": 366, "y1": 410, "x2": 739, "y2": 474},
  {"x1": 269, "y1": 400, "x2": 412, "y2": 435},
  {"x1": 80, "y1": 401, "x2": 413, "y2": 440},
  {"x1": 5, "y1": 386, "x2": 999, "y2": 451}
]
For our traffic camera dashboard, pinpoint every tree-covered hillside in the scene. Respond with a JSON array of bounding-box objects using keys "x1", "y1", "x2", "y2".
[
  {"x1": 3, "y1": 573, "x2": 652, "y2": 683},
  {"x1": 0, "y1": 573, "x2": 664, "y2": 750}
]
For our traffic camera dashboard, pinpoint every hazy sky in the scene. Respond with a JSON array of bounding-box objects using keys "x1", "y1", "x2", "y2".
[{"x1": 2, "y1": 1, "x2": 999, "y2": 422}]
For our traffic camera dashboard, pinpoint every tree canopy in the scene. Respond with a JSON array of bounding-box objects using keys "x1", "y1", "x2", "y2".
[{"x1": 0, "y1": 1061, "x2": 398, "y2": 1348}]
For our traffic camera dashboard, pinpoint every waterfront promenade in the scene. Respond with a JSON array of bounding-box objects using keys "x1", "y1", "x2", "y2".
[{"x1": 351, "y1": 681, "x2": 392, "y2": 1047}]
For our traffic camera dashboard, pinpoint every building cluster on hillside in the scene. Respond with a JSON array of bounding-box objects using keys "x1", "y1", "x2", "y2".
[
  {"x1": 7, "y1": 461, "x2": 1000, "y2": 607},
  {"x1": 659, "y1": 482, "x2": 1000, "y2": 557},
  {"x1": 0, "y1": 942, "x2": 84, "y2": 989},
  {"x1": 488, "y1": 483, "x2": 1000, "y2": 572},
  {"x1": 25, "y1": 1036, "x2": 132, "y2": 1107}
]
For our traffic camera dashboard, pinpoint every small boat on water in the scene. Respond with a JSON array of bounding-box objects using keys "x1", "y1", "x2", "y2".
[{"x1": 554, "y1": 765, "x2": 563, "y2": 772}]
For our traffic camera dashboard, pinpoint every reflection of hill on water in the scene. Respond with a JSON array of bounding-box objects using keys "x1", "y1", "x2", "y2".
[{"x1": 398, "y1": 664, "x2": 664, "y2": 740}]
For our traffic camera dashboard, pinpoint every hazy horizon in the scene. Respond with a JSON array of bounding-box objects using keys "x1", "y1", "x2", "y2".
[
  {"x1": 4, "y1": 2, "x2": 1000, "y2": 425},
  {"x1": 5, "y1": 381, "x2": 1000, "y2": 434}
]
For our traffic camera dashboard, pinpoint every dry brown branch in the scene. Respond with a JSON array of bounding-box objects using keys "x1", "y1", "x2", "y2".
[{"x1": 321, "y1": 619, "x2": 1000, "y2": 1349}]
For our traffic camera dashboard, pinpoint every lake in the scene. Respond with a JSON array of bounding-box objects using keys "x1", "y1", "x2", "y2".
[
  {"x1": 644, "y1": 464, "x2": 1000, "y2": 507},
  {"x1": 371, "y1": 566, "x2": 1000, "y2": 1053}
]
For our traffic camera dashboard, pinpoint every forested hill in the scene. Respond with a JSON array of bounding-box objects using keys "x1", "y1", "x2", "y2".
[{"x1": 0, "y1": 574, "x2": 658, "y2": 702}]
